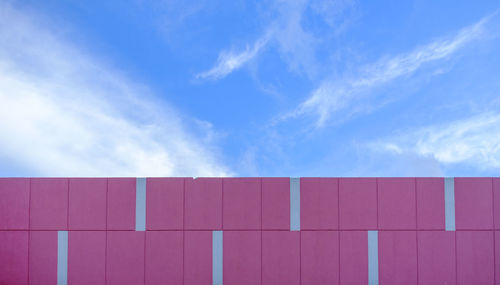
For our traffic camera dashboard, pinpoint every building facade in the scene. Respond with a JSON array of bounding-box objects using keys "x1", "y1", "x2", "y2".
[{"x1": 1, "y1": 177, "x2": 499, "y2": 284}]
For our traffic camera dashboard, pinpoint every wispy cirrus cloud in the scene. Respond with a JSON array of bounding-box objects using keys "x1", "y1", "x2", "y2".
[
  {"x1": 371, "y1": 111, "x2": 500, "y2": 170},
  {"x1": 195, "y1": 33, "x2": 271, "y2": 80},
  {"x1": 0, "y1": 2, "x2": 231, "y2": 177},
  {"x1": 283, "y1": 14, "x2": 493, "y2": 127},
  {"x1": 196, "y1": 0, "x2": 355, "y2": 81}
]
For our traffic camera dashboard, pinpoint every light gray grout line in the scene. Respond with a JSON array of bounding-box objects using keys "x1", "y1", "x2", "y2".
[
  {"x1": 136, "y1": 178, "x2": 146, "y2": 231},
  {"x1": 290, "y1": 177, "x2": 300, "y2": 231},
  {"x1": 57, "y1": 231, "x2": 68, "y2": 285},
  {"x1": 367, "y1": 230, "x2": 379, "y2": 285},
  {"x1": 212, "y1": 230, "x2": 223, "y2": 285},
  {"x1": 444, "y1": 177, "x2": 456, "y2": 231}
]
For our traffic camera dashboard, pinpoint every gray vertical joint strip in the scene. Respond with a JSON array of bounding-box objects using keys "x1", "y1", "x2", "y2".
[
  {"x1": 212, "y1": 231, "x2": 223, "y2": 285},
  {"x1": 368, "y1": 231, "x2": 379, "y2": 285},
  {"x1": 290, "y1": 177, "x2": 300, "y2": 231},
  {"x1": 135, "y1": 177, "x2": 146, "y2": 231},
  {"x1": 444, "y1": 177, "x2": 456, "y2": 231},
  {"x1": 57, "y1": 231, "x2": 68, "y2": 285}
]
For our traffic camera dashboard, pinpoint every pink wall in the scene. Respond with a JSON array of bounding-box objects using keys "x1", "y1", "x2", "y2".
[{"x1": 0, "y1": 177, "x2": 499, "y2": 285}]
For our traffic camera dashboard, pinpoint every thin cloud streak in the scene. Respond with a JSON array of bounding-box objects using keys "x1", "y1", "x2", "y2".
[
  {"x1": 372, "y1": 112, "x2": 500, "y2": 170},
  {"x1": 284, "y1": 14, "x2": 492, "y2": 127},
  {"x1": 0, "y1": 3, "x2": 231, "y2": 177},
  {"x1": 196, "y1": 0, "x2": 354, "y2": 81},
  {"x1": 196, "y1": 33, "x2": 271, "y2": 80}
]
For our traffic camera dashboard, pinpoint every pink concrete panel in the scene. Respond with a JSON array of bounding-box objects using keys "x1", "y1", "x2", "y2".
[
  {"x1": 378, "y1": 178, "x2": 416, "y2": 230},
  {"x1": 301, "y1": 231, "x2": 339, "y2": 285},
  {"x1": 107, "y1": 178, "x2": 136, "y2": 230},
  {"x1": 455, "y1": 177, "x2": 493, "y2": 230},
  {"x1": 301, "y1": 178, "x2": 339, "y2": 230},
  {"x1": 29, "y1": 231, "x2": 57, "y2": 285},
  {"x1": 339, "y1": 178, "x2": 377, "y2": 229},
  {"x1": 30, "y1": 178, "x2": 68, "y2": 230},
  {"x1": 223, "y1": 231, "x2": 261, "y2": 285},
  {"x1": 222, "y1": 178, "x2": 261, "y2": 230},
  {"x1": 262, "y1": 231, "x2": 300, "y2": 285},
  {"x1": 185, "y1": 178, "x2": 222, "y2": 230},
  {"x1": 106, "y1": 231, "x2": 145, "y2": 285},
  {"x1": 494, "y1": 178, "x2": 500, "y2": 229},
  {"x1": 262, "y1": 177, "x2": 289, "y2": 230},
  {"x1": 68, "y1": 231, "x2": 106, "y2": 285},
  {"x1": 496, "y1": 231, "x2": 500, "y2": 285},
  {"x1": 223, "y1": 178, "x2": 261, "y2": 230},
  {"x1": 146, "y1": 178, "x2": 184, "y2": 230},
  {"x1": 0, "y1": 178, "x2": 29, "y2": 229},
  {"x1": 69, "y1": 178, "x2": 107, "y2": 230},
  {"x1": 145, "y1": 231, "x2": 183, "y2": 285},
  {"x1": 379, "y1": 231, "x2": 418, "y2": 285},
  {"x1": 457, "y1": 231, "x2": 494, "y2": 285},
  {"x1": 417, "y1": 231, "x2": 456, "y2": 285},
  {"x1": 339, "y1": 231, "x2": 368, "y2": 285},
  {"x1": 184, "y1": 231, "x2": 212, "y2": 285},
  {"x1": 416, "y1": 178, "x2": 445, "y2": 230},
  {"x1": 0, "y1": 231, "x2": 28, "y2": 285}
]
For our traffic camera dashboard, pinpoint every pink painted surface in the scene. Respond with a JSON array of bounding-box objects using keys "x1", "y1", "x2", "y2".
[
  {"x1": 0, "y1": 231, "x2": 28, "y2": 285},
  {"x1": 69, "y1": 178, "x2": 107, "y2": 230},
  {"x1": 456, "y1": 231, "x2": 494, "y2": 285},
  {"x1": 339, "y1": 178, "x2": 377, "y2": 229},
  {"x1": 223, "y1": 178, "x2": 261, "y2": 230},
  {"x1": 3, "y1": 176, "x2": 500, "y2": 285},
  {"x1": 455, "y1": 177, "x2": 493, "y2": 230},
  {"x1": 106, "y1": 231, "x2": 145, "y2": 285},
  {"x1": 145, "y1": 231, "x2": 183, "y2": 285},
  {"x1": 301, "y1": 178, "x2": 339, "y2": 230},
  {"x1": 262, "y1": 177, "x2": 289, "y2": 230},
  {"x1": 184, "y1": 231, "x2": 212, "y2": 285},
  {"x1": 301, "y1": 231, "x2": 339, "y2": 285},
  {"x1": 339, "y1": 231, "x2": 368, "y2": 285},
  {"x1": 496, "y1": 231, "x2": 500, "y2": 285},
  {"x1": 0, "y1": 178, "x2": 29, "y2": 229},
  {"x1": 185, "y1": 178, "x2": 222, "y2": 230},
  {"x1": 379, "y1": 231, "x2": 418, "y2": 285},
  {"x1": 494, "y1": 178, "x2": 500, "y2": 229},
  {"x1": 68, "y1": 231, "x2": 106, "y2": 285},
  {"x1": 262, "y1": 231, "x2": 300, "y2": 285},
  {"x1": 223, "y1": 231, "x2": 261, "y2": 285},
  {"x1": 29, "y1": 231, "x2": 57, "y2": 285},
  {"x1": 378, "y1": 178, "x2": 416, "y2": 230},
  {"x1": 146, "y1": 178, "x2": 184, "y2": 230},
  {"x1": 107, "y1": 178, "x2": 136, "y2": 230},
  {"x1": 416, "y1": 178, "x2": 445, "y2": 230},
  {"x1": 30, "y1": 178, "x2": 68, "y2": 230},
  {"x1": 417, "y1": 231, "x2": 456, "y2": 285}
]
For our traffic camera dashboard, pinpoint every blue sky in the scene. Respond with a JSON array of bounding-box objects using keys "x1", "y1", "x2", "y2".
[{"x1": 1, "y1": 0, "x2": 499, "y2": 177}]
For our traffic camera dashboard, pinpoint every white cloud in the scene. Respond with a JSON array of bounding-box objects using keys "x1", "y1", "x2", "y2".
[
  {"x1": 269, "y1": 0, "x2": 317, "y2": 78},
  {"x1": 0, "y1": 3, "x2": 231, "y2": 177},
  {"x1": 196, "y1": 0, "x2": 355, "y2": 81},
  {"x1": 196, "y1": 33, "x2": 270, "y2": 80},
  {"x1": 372, "y1": 112, "x2": 500, "y2": 170},
  {"x1": 284, "y1": 14, "x2": 491, "y2": 127}
]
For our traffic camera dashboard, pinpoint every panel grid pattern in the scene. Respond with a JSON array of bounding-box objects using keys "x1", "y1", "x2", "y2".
[{"x1": 0, "y1": 177, "x2": 498, "y2": 285}]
